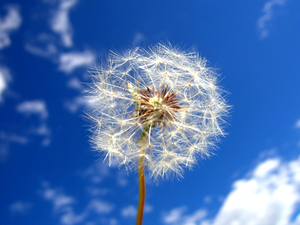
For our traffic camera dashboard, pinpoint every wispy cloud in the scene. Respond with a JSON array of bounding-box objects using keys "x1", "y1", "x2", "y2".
[
  {"x1": 257, "y1": 0, "x2": 288, "y2": 38},
  {"x1": 50, "y1": 0, "x2": 78, "y2": 47},
  {"x1": 0, "y1": 66, "x2": 11, "y2": 102},
  {"x1": 88, "y1": 199, "x2": 114, "y2": 214},
  {"x1": 59, "y1": 50, "x2": 95, "y2": 73},
  {"x1": 41, "y1": 182, "x2": 75, "y2": 211},
  {"x1": 0, "y1": 144, "x2": 9, "y2": 162},
  {"x1": 163, "y1": 206, "x2": 187, "y2": 224},
  {"x1": 24, "y1": 0, "x2": 95, "y2": 76},
  {"x1": 1, "y1": 100, "x2": 51, "y2": 161},
  {"x1": 9, "y1": 201, "x2": 32, "y2": 215},
  {"x1": 133, "y1": 32, "x2": 146, "y2": 43},
  {"x1": 162, "y1": 206, "x2": 207, "y2": 225},
  {"x1": 0, "y1": 5, "x2": 22, "y2": 50},
  {"x1": 40, "y1": 182, "x2": 87, "y2": 225},
  {"x1": 121, "y1": 205, "x2": 137, "y2": 218},
  {"x1": 16, "y1": 100, "x2": 51, "y2": 146},
  {"x1": 86, "y1": 187, "x2": 111, "y2": 197},
  {"x1": 80, "y1": 162, "x2": 111, "y2": 184},
  {"x1": 144, "y1": 203, "x2": 153, "y2": 213},
  {"x1": 24, "y1": 33, "x2": 57, "y2": 58},
  {"x1": 40, "y1": 182, "x2": 114, "y2": 225},
  {"x1": 0, "y1": 132, "x2": 28, "y2": 145},
  {"x1": 64, "y1": 96, "x2": 86, "y2": 113},
  {"x1": 0, "y1": 132, "x2": 28, "y2": 162},
  {"x1": 0, "y1": 72, "x2": 6, "y2": 101},
  {"x1": 17, "y1": 100, "x2": 48, "y2": 119},
  {"x1": 116, "y1": 169, "x2": 129, "y2": 187},
  {"x1": 121, "y1": 204, "x2": 152, "y2": 219},
  {"x1": 67, "y1": 77, "x2": 84, "y2": 90},
  {"x1": 295, "y1": 119, "x2": 300, "y2": 128}
]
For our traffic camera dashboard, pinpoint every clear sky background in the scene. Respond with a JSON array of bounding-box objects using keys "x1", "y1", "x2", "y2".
[{"x1": 1, "y1": 0, "x2": 300, "y2": 225}]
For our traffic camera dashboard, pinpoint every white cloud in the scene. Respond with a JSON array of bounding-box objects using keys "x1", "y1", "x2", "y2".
[
  {"x1": 9, "y1": 201, "x2": 32, "y2": 215},
  {"x1": 40, "y1": 182, "x2": 87, "y2": 225},
  {"x1": 144, "y1": 203, "x2": 153, "y2": 213},
  {"x1": 17, "y1": 100, "x2": 48, "y2": 119},
  {"x1": 31, "y1": 123, "x2": 51, "y2": 146},
  {"x1": 80, "y1": 162, "x2": 111, "y2": 184},
  {"x1": 60, "y1": 209, "x2": 87, "y2": 225},
  {"x1": 25, "y1": 42, "x2": 57, "y2": 58},
  {"x1": 183, "y1": 210, "x2": 207, "y2": 225},
  {"x1": 162, "y1": 206, "x2": 207, "y2": 225},
  {"x1": 0, "y1": 70, "x2": 7, "y2": 101},
  {"x1": 80, "y1": 161, "x2": 132, "y2": 189},
  {"x1": 86, "y1": 187, "x2": 111, "y2": 197},
  {"x1": 121, "y1": 205, "x2": 136, "y2": 218},
  {"x1": 295, "y1": 119, "x2": 300, "y2": 128},
  {"x1": 0, "y1": 66, "x2": 11, "y2": 102},
  {"x1": 212, "y1": 157, "x2": 300, "y2": 225},
  {"x1": 26, "y1": 45, "x2": 95, "y2": 75},
  {"x1": 121, "y1": 204, "x2": 152, "y2": 218},
  {"x1": 133, "y1": 32, "x2": 146, "y2": 43},
  {"x1": 0, "y1": 144, "x2": 9, "y2": 162},
  {"x1": 41, "y1": 183, "x2": 75, "y2": 211},
  {"x1": 109, "y1": 218, "x2": 118, "y2": 225},
  {"x1": 0, "y1": 130, "x2": 29, "y2": 162},
  {"x1": 40, "y1": 182, "x2": 114, "y2": 225},
  {"x1": 16, "y1": 100, "x2": 51, "y2": 146},
  {"x1": 67, "y1": 77, "x2": 83, "y2": 90},
  {"x1": 0, "y1": 5, "x2": 22, "y2": 49},
  {"x1": 257, "y1": 0, "x2": 287, "y2": 38},
  {"x1": 24, "y1": 30, "x2": 58, "y2": 59},
  {"x1": 64, "y1": 96, "x2": 86, "y2": 113},
  {"x1": 161, "y1": 156, "x2": 300, "y2": 225},
  {"x1": 253, "y1": 158, "x2": 280, "y2": 177},
  {"x1": 50, "y1": 0, "x2": 78, "y2": 47},
  {"x1": 32, "y1": 123, "x2": 51, "y2": 136},
  {"x1": 203, "y1": 196, "x2": 212, "y2": 204},
  {"x1": 0, "y1": 132, "x2": 28, "y2": 162},
  {"x1": 88, "y1": 199, "x2": 114, "y2": 214},
  {"x1": 59, "y1": 50, "x2": 95, "y2": 73},
  {"x1": 116, "y1": 169, "x2": 129, "y2": 187},
  {"x1": 0, "y1": 132, "x2": 28, "y2": 145},
  {"x1": 163, "y1": 206, "x2": 187, "y2": 224},
  {"x1": 24, "y1": 1, "x2": 96, "y2": 77}
]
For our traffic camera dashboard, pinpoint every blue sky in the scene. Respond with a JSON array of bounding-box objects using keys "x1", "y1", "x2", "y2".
[{"x1": 1, "y1": 0, "x2": 300, "y2": 224}]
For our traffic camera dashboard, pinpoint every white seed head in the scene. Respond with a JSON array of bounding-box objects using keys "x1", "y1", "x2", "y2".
[{"x1": 85, "y1": 43, "x2": 229, "y2": 180}]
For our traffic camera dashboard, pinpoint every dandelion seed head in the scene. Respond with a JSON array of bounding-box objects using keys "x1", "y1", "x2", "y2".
[{"x1": 85, "y1": 43, "x2": 229, "y2": 180}]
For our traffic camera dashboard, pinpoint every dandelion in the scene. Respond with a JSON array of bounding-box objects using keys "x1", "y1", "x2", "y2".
[{"x1": 85, "y1": 43, "x2": 229, "y2": 225}]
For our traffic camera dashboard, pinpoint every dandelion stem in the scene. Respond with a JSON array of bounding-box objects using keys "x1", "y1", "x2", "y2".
[
  {"x1": 136, "y1": 126, "x2": 150, "y2": 225},
  {"x1": 136, "y1": 153, "x2": 146, "y2": 225}
]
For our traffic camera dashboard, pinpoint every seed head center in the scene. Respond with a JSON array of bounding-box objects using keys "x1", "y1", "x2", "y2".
[
  {"x1": 133, "y1": 85, "x2": 181, "y2": 127},
  {"x1": 149, "y1": 96, "x2": 163, "y2": 109}
]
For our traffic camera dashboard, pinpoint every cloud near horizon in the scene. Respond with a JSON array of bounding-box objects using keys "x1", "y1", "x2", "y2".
[
  {"x1": 162, "y1": 155, "x2": 300, "y2": 225},
  {"x1": 212, "y1": 157, "x2": 300, "y2": 225}
]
